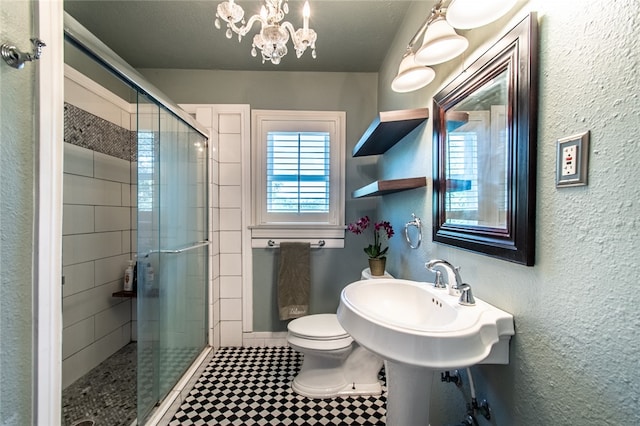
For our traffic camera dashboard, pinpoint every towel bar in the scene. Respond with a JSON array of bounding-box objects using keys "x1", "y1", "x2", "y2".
[{"x1": 267, "y1": 239, "x2": 326, "y2": 248}]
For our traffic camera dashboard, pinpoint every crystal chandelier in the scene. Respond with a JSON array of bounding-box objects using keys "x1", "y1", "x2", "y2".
[{"x1": 214, "y1": 0, "x2": 317, "y2": 65}]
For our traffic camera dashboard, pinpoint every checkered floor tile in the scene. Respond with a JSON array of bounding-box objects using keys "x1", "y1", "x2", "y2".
[{"x1": 169, "y1": 346, "x2": 387, "y2": 425}]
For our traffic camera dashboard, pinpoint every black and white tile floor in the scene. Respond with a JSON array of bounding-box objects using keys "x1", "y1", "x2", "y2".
[{"x1": 169, "y1": 346, "x2": 387, "y2": 425}]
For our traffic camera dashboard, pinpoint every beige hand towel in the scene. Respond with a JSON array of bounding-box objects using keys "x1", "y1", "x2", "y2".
[{"x1": 277, "y1": 242, "x2": 310, "y2": 320}]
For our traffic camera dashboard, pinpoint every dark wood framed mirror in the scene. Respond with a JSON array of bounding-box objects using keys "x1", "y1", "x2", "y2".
[{"x1": 432, "y1": 13, "x2": 538, "y2": 266}]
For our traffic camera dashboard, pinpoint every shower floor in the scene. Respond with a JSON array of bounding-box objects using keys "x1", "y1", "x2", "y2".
[
  {"x1": 169, "y1": 346, "x2": 387, "y2": 425},
  {"x1": 61, "y1": 342, "x2": 137, "y2": 426}
]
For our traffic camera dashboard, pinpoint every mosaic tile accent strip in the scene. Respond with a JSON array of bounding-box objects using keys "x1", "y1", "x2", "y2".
[
  {"x1": 64, "y1": 102, "x2": 136, "y2": 161},
  {"x1": 169, "y1": 346, "x2": 387, "y2": 425}
]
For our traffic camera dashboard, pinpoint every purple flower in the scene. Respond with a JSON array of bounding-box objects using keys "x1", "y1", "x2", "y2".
[{"x1": 347, "y1": 216, "x2": 394, "y2": 259}]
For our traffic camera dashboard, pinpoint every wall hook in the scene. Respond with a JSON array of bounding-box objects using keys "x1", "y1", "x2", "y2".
[{"x1": 1, "y1": 38, "x2": 46, "y2": 69}]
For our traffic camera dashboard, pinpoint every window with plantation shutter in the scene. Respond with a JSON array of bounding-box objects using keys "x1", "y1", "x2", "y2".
[
  {"x1": 267, "y1": 131, "x2": 330, "y2": 214},
  {"x1": 251, "y1": 110, "x2": 346, "y2": 243}
]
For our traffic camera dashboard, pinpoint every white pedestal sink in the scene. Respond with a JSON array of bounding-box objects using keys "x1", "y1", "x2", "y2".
[{"x1": 337, "y1": 279, "x2": 514, "y2": 426}]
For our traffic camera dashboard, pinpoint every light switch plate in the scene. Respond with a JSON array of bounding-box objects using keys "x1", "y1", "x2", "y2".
[{"x1": 556, "y1": 131, "x2": 590, "y2": 187}]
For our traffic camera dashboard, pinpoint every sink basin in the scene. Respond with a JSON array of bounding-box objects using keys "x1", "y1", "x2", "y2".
[
  {"x1": 337, "y1": 278, "x2": 514, "y2": 369},
  {"x1": 337, "y1": 278, "x2": 515, "y2": 426}
]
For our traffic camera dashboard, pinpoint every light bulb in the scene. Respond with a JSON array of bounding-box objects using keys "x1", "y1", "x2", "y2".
[
  {"x1": 415, "y1": 16, "x2": 468, "y2": 65},
  {"x1": 391, "y1": 53, "x2": 435, "y2": 93},
  {"x1": 303, "y1": 1, "x2": 310, "y2": 30},
  {"x1": 446, "y1": 0, "x2": 517, "y2": 29}
]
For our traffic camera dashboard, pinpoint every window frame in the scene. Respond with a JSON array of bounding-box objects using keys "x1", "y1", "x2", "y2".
[{"x1": 251, "y1": 110, "x2": 346, "y2": 242}]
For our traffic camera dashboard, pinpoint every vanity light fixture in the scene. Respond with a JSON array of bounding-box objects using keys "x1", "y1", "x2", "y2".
[
  {"x1": 214, "y1": 0, "x2": 317, "y2": 65},
  {"x1": 391, "y1": 0, "x2": 516, "y2": 93},
  {"x1": 446, "y1": 0, "x2": 518, "y2": 30},
  {"x1": 415, "y1": 13, "x2": 469, "y2": 66},
  {"x1": 391, "y1": 52, "x2": 436, "y2": 93}
]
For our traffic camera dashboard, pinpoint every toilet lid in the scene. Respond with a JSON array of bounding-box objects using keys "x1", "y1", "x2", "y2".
[{"x1": 288, "y1": 314, "x2": 350, "y2": 340}]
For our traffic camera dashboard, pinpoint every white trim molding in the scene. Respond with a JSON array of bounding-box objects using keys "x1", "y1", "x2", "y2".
[
  {"x1": 36, "y1": 0, "x2": 64, "y2": 423},
  {"x1": 242, "y1": 332, "x2": 288, "y2": 348}
]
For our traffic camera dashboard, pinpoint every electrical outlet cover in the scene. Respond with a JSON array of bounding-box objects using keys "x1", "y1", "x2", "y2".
[{"x1": 556, "y1": 131, "x2": 590, "y2": 187}]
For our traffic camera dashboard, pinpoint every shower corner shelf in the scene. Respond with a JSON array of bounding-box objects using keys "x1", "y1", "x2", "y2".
[
  {"x1": 352, "y1": 107, "x2": 429, "y2": 157},
  {"x1": 352, "y1": 177, "x2": 427, "y2": 198},
  {"x1": 112, "y1": 289, "x2": 159, "y2": 298},
  {"x1": 113, "y1": 290, "x2": 136, "y2": 298}
]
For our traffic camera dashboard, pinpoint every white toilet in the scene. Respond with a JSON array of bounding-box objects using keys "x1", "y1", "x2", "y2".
[{"x1": 286, "y1": 268, "x2": 393, "y2": 399}]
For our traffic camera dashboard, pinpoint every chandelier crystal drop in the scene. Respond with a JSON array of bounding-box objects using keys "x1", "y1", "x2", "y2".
[{"x1": 214, "y1": 0, "x2": 317, "y2": 65}]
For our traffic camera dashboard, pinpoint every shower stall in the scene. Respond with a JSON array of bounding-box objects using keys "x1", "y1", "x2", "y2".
[{"x1": 62, "y1": 13, "x2": 210, "y2": 425}]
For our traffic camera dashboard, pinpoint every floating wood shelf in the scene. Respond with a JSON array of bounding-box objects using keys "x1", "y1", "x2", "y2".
[
  {"x1": 352, "y1": 108, "x2": 429, "y2": 157},
  {"x1": 352, "y1": 177, "x2": 427, "y2": 198},
  {"x1": 446, "y1": 111, "x2": 469, "y2": 132}
]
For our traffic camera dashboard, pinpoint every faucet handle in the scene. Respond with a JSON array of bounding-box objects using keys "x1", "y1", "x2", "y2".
[
  {"x1": 433, "y1": 270, "x2": 446, "y2": 289},
  {"x1": 458, "y1": 283, "x2": 476, "y2": 306}
]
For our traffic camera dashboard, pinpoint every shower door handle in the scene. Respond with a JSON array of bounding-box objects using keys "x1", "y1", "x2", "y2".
[{"x1": 144, "y1": 240, "x2": 210, "y2": 257}]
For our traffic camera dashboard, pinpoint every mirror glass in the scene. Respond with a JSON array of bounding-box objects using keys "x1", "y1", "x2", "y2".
[
  {"x1": 444, "y1": 69, "x2": 508, "y2": 229},
  {"x1": 432, "y1": 14, "x2": 537, "y2": 266}
]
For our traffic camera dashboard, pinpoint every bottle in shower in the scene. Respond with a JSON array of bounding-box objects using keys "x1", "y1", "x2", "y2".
[{"x1": 123, "y1": 260, "x2": 134, "y2": 292}]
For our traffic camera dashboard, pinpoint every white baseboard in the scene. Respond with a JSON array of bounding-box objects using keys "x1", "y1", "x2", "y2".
[{"x1": 243, "y1": 331, "x2": 288, "y2": 347}]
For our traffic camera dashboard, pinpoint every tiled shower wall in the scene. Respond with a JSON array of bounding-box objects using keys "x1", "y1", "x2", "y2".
[
  {"x1": 190, "y1": 106, "x2": 246, "y2": 349},
  {"x1": 188, "y1": 104, "x2": 286, "y2": 348},
  {"x1": 62, "y1": 77, "x2": 137, "y2": 389}
]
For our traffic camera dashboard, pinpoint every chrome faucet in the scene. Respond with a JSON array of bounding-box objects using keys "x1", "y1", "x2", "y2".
[{"x1": 425, "y1": 259, "x2": 463, "y2": 296}]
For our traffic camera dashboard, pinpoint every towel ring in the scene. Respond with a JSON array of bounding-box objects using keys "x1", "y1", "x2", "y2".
[{"x1": 404, "y1": 213, "x2": 422, "y2": 249}]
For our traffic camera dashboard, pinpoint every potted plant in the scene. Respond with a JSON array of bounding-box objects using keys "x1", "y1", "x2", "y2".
[{"x1": 347, "y1": 216, "x2": 394, "y2": 276}]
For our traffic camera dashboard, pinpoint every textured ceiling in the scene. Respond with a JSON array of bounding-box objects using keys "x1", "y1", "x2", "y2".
[{"x1": 63, "y1": 1, "x2": 430, "y2": 73}]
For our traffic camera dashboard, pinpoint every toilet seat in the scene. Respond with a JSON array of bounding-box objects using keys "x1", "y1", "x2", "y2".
[{"x1": 288, "y1": 314, "x2": 353, "y2": 351}]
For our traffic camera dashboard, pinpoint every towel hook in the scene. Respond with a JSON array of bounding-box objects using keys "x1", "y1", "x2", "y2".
[
  {"x1": 1, "y1": 38, "x2": 46, "y2": 69},
  {"x1": 404, "y1": 213, "x2": 422, "y2": 249}
]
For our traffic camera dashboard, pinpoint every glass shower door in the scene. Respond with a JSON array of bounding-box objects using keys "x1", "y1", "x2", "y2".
[
  {"x1": 156, "y1": 107, "x2": 208, "y2": 396},
  {"x1": 137, "y1": 94, "x2": 208, "y2": 422}
]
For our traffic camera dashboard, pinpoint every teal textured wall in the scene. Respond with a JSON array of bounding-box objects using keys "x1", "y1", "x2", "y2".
[
  {"x1": 376, "y1": 1, "x2": 640, "y2": 424},
  {"x1": 0, "y1": 2, "x2": 35, "y2": 424}
]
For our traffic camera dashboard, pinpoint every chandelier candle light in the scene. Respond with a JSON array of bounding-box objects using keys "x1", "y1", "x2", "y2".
[{"x1": 214, "y1": 0, "x2": 317, "y2": 65}]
